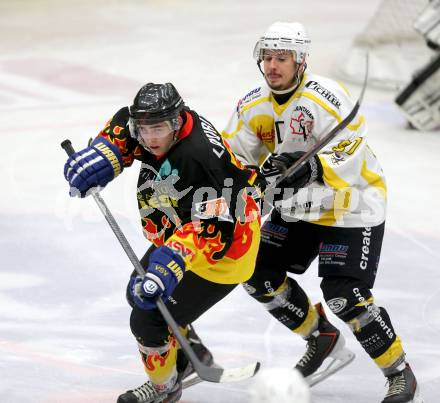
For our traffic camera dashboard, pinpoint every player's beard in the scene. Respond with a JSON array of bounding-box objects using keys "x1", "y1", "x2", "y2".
[{"x1": 266, "y1": 76, "x2": 298, "y2": 93}]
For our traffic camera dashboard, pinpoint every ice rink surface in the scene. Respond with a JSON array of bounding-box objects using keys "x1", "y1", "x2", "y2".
[{"x1": 1, "y1": 1, "x2": 439, "y2": 402}]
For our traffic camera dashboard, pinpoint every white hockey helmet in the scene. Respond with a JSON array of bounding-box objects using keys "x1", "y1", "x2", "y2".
[{"x1": 253, "y1": 22, "x2": 311, "y2": 64}]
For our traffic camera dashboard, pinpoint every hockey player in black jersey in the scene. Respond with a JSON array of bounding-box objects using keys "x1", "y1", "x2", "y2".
[{"x1": 64, "y1": 82, "x2": 261, "y2": 403}]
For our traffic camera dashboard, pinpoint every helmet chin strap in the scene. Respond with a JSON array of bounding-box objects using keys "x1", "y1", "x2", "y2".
[
  {"x1": 172, "y1": 130, "x2": 179, "y2": 144},
  {"x1": 164, "y1": 124, "x2": 182, "y2": 152}
]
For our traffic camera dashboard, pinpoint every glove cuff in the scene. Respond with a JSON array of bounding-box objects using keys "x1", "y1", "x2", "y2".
[
  {"x1": 308, "y1": 155, "x2": 323, "y2": 185},
  {"x1": 91, "y1": 137, "x2": 123, "y2": 179},
  {"x1": 150, "y1": 246, "x2": 186, "y2": 282}
]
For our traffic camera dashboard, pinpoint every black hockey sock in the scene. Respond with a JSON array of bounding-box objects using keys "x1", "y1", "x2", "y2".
[
  {"x1": 262, "y1": 277, "x2": 312, "y2": 332},
  {"x1": 351, "y1": 306, "x2": 404, "y2": 371}
]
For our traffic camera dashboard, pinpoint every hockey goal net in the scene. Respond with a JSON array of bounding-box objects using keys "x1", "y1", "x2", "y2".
[{"x1": 335, "y1": 0, "x2": 434, "y2": 90}]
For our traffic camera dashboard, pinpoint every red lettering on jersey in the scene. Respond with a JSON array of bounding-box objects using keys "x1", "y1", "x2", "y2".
[{"x1": 256, "y1": 125, "x2": 275, "y2": 143}]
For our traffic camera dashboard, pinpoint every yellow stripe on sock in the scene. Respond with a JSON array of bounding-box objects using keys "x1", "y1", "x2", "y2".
[
  {"x1": 374, "y1": 336, "x2": 404, "y2": 369},
  {"x1": 355, "y1": 296, "x2": 374, "y2": 308},
  {"x1": 263, "y1": 276, "x2": 289, "y2": 297},
  {"x1": 293, "y1": 301, "x2": 318, "y2": 337}
]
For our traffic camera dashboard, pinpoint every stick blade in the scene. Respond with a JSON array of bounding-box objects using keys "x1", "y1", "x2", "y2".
[{"x1": 219, "y1": 362, "x2": 261, "y2": 383}]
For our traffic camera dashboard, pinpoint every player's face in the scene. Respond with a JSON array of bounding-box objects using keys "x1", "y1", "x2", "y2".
[
  {"x1": 263, "y1": 50, "x2": 298, "y2": 91},
  {"x1": 138, "y1": 121, "x2": 175, "y2": 156}
]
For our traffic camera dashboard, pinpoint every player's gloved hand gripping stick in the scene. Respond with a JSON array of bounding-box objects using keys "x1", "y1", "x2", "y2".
[
  {"x1": 130, "y1": 246, "x2": 185, "y2": 310},
  {"x1": 61, "y1": 140, "x2": 260, "y2": 384}
]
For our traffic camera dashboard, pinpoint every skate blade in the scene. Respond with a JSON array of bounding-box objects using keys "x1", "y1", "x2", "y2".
[
  {"x1": 182, "y1": 374, "x2": 204, "y2": 389},
  {"x1": 306, "y1": 347, "x2": 355, "y2": 387}
]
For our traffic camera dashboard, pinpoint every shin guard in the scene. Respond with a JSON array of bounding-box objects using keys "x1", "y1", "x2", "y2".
[{"x1": 138, "y1": 335, "x2": 179, "y2": 394}]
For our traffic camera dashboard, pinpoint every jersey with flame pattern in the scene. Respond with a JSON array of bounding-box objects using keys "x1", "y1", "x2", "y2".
[{"x1": 96, "y1": 107, "x2": 260, "y2": 284}]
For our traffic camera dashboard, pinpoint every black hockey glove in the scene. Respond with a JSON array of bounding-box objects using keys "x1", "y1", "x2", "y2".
[
  {"x1": 246, "y1": 165, "x2": 267, "y2": 195},
  {"x1": 272, "y1": 151, "x2": 323, "y2": 190}
]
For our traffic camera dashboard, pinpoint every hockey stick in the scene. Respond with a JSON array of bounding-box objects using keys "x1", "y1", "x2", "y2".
[
  {"x1": 61, "y1": 140, "x2": 260, "y2": 384},
  {"x1": 262, "y1": 54, "x2": 369, "y2": 197}
]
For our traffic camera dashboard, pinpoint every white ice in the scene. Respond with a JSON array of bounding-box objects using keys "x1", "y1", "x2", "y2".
[{"x1": 1, "y1": 1, "x2": 439, "y2": 402}]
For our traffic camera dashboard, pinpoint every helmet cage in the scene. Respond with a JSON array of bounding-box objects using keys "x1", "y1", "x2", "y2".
[
  {"x1": 253, "y1": 37, "x2": 308, "y2": 64},
  {"x1": 129, "y1": 115, "x2": 180, "y2": 138}
]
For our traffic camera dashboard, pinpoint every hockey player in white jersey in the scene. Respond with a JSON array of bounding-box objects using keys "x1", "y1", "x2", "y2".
[{"x1": 223, "y1": 22, "x2": 422, "y2": 403}]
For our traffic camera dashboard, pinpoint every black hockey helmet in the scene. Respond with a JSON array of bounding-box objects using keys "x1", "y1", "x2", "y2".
[{"x1": 129, "y1": 82, "x2": 184, "y2": 124}]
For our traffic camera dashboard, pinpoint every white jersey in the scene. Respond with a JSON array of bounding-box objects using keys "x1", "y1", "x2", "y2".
[{"x1": 222, "y1": 73, "x2": 387, "y2": 227}]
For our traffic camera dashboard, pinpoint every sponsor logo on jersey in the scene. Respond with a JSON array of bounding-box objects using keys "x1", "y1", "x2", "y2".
[
  {"x1": 327, "y1": 297, "x2": 348, "y2": 314},
  {"x1": 262, "y1": 222, "x2": 288, "y2": 242},
  {"x1": 289, "y1": 108, "x2": 314, "y2": 141},
  {"x1": 167, "y1": 240, "x2": 195, "y2": 260},
  {"x1": 263, "y1": 222, "x2": 288, "y2": 235},
  {"x1": 243, "y1": 87, "x2": 261, "y2": 101},
  {"x1": 256, "y1": 124, "x2": 275, "y2": 143},
  {"x1": 141, "y1": 193, "x2": 179, "y2": 208},
  {"x1": 236, "y1": 87, "x2": 262, "y2": 116},
  {"x1": 194, "y1": 196, "x2": 232, "y2": 221},
  {"x1": 305, "y1": 81, "x2": 341, "y2": 108},
  {"x1": 319, "y1": 242, "x2": 349, "y2": 267},
  {"x1": 295, "y1": 105, "x2": 314, "y2": 119},
  {"x1": 319, "y1": 243, "x2": 349, "y2": 255},
  {"x1": 137, "y1": 162, "x2": 193, "y2": 236}
]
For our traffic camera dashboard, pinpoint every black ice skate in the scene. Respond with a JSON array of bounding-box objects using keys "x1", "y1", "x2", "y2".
[
  {"x1": 295, "y1": 302, "x2": 355, "y2": 386},
  {"x1": 382, "y1": 363, "x2": 423, "y2": 403},
  {"x1": 117, "y1": 325, "x2": 214, "y2": 403},
  {"x1": 117, "y1": 380, "x2": 182, "y2": 403}
]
